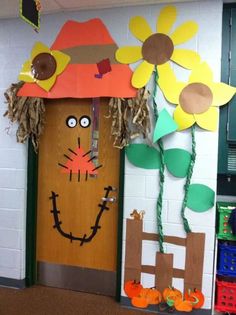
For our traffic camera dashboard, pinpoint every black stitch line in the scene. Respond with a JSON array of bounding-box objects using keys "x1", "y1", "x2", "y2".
[
  {"x1": 68, "y1": 148, "x2": 77, "y2": 156},
  {"x1": 92, "y1": 164, "x2": 103, "y2": 172},
  {"x1": 78, "y1": 137, "x2": 80, "y2": 148},
  {"x1": 49, "y1": 186, "x2": 113, "y2": 245},
  {"x1": 87, "y1": 156, "x2": 97, "y2": 163},
  {"x1": 85, "y1": 170, "x2": 88, "y2": 181},
  {"x1": 78, "y1": 169, "x2": 80, "y2": 182},
  {"x1": 82, "y1": 150, "x2": 91, "y2": 157},
  {"x1": 69, "y1": 170, "x2": 72, "y2": 181},
  {"x1": 64, "y1": 154, "x2": 73, "y2": 161},
  {"x1": 58, "y1": 163, "x2": 68, "y2": 169}
]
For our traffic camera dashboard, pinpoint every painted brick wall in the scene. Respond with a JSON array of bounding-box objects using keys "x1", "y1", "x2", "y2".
[
  {"x1": 122, "y1": 1, "x2": 223, "y2": 310},
  {"x1": 0, "y1": 0, "x2": 222, "y2": 309}
]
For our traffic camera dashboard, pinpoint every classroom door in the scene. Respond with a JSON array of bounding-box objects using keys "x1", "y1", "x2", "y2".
[{"x1": 36, "y1": 98, "x2": 120, "y2": 296}]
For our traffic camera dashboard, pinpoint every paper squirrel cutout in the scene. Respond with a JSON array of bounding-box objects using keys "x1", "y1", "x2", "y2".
[{"x1": 130, "y1": 209, "x2": 145, "y2": 220}]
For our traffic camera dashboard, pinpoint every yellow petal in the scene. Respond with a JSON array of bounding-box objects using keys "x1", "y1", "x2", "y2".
[
  {"x1": 194, "y1": 107, "x2": 218, "y2": 131},
  {"x1": 174, "y1": 105, "x2": 195, "y2": 130},
  {"x1": 115, "y1": 46, "x2": 142, "y2": 64},
  {"x1": 170, "y1": 21, "x2": 198, "y2": 45},
  {"x1": 52, "y1": 50, "x2": 71, "y2": 75},
  {"x1": 36, "y1": 73, "x2": 57, "y2": 92},
  {"x1": 18, "y1": 60, "x2": 34, "y2": 82},
  {"x1": 171, "y1": 49, "x2": 201, "y2": 69},
  {"x1": 129, "y1": 16, "x2": 152, "y2": 42},
  {"x1": 157, "y1": 63, "x2": 185, "y2": 104},
  {"x1": 31, "y1": 42, "x2": 51, "y2": 60},
  {"x1": 210, "y1": 82, "x2": 236, "y2": 106},
  {"x1": 189, "y1": 62, "x2": 213, "y2": 84},
  {"x1": 156, "y1": 6, "x2": 177, "y2": 35},
  {"x1": 132, "y1": 60, "x2": 154, "y2": 88}
]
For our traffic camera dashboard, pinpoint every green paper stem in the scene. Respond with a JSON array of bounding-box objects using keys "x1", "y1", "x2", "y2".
[
  {"x1": 154, "y1": 68, "x2": 165, "y2": 253},
  {"x1": 180, "y1": 125, "x2": 196, "y2": 233}
]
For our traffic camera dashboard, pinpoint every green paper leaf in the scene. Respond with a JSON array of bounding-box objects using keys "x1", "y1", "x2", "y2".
[
  {"x1": 187, "y1": 184, "x2": 215, "y2": 212},
  {"x1": 153, "y1": 109, "x2": 178, "y2": 143},
  {"x1": 164, "y1": 148, "x2": 191, "y2": 178},
  {"x1": 126, "y1": 144, "x2": 161, "y2": 169}
]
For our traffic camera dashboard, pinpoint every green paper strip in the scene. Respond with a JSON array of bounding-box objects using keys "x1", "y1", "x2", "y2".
[
  {"x1": 187, "y1": 184, "x2": 215, "y2": 212},
  {"x1": 164, "y1": 148, "x2": 191, "y2": 178},
  {"x1": 153, "y1": 108, "x2": 178, "y2": 143},
  {"x1": 126, "y1": 144, "x2": 160, "y2": 169}
]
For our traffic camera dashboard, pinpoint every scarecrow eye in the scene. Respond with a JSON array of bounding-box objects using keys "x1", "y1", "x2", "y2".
[
  {"x1": 66, "y1": 116, "x2": 77, "y2": 128},
  {"x1": 79, "y1": 116, "x2": 91, "y2": 128}
]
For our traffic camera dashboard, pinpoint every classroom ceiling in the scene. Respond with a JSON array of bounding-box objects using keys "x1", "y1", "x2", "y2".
[
  {"x1": 1, "y1": 0, "x2": 200, "y2": 19},
  {"x1": 1, "y1": 0, "x2": 235, "y2": 19}
]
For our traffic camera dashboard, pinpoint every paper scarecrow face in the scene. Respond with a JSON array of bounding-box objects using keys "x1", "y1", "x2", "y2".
[{"x1": 37, "y1": 99, "x2": 119, "y2": 250}]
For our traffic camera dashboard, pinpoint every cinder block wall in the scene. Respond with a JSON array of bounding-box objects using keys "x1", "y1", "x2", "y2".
[{"x1": 0, "y1": 0, "x2": 222, "y2": 308}]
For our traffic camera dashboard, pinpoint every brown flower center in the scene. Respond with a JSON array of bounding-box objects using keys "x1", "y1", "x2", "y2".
[
  {"x1": 179, "y1": 83, "x2": 213, "y2": 114},
  {"x1": 142, "y1": 33, "x2": 174, "y2": 65},
  {"x1": 31, "y1": 52, "x2": 57, "y2": 80}
]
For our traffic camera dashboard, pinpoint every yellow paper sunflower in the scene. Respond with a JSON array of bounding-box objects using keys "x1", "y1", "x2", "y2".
[
  {"x1": 116, "y1": 5, "x2": 200, "y2": 89},
  {"x1": 18, "y1": 42, "x2": 70, "y2": 92},
  {"x1": 158, "y1": 62, "x2": 236, "y2": 131}
]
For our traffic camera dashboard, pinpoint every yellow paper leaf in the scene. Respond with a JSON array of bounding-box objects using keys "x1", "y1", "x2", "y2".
[
  {"x1": 52, "y1": 50, "x2": 71, "y2": 75},
  {"x1": 129, "y1": 16, "x2": 152, "y2": 42},
  {"x1": 18, "y1": 60, "x2": 34, "y2": 82},
  {"x1": 174, "y1": 105, "x2": 195, "y2": 130},
  {"x1": 194, "y1": 107, "x2": 218, "y2": 131},
  {"x1": 170, "y1": 21, "x2": 198, "y2": 45},
  {"x1": 31, "y1": 42, "x2": 51, "y2": 60},
  {"x1": 37, "y1": 73, "x2": 57, "y2": 92},
  {"x1": 156, "y1": 6, "x2": 177, "y2": 35},
  {"x1": 115, "y1": 46, "x2": 142, "y2": 64},
  {"x1": 189, "y1": 62, "x2": 213, "y2": 84},
  {"x1": 211, "y1": 82, "x2": 236, "y2": 106},
  {"x1": 132, "y1": 60, "x2": 154, "y2": 88},
  {"x1": 158, "y1": 63, "x2": 185, "y2": 104},
  {"x1": 171, "y1": 49, "x2": 201, "y2": 69}
]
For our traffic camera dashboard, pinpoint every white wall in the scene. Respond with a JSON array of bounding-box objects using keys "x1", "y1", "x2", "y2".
[{"x1": 0, "y1": 0, "x2": 222, "y2": 309}]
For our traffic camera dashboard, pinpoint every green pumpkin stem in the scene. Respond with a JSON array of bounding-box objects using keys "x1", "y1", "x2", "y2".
[
  {"x1": 166, "y1": 295, "x2": 175, "y2": 307},
  {"x1": 192, "y1": 296, "x2": 199, "y2": 305}
]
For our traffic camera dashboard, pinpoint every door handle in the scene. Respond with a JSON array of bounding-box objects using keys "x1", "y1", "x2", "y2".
[{"x1": 101, "y1": 197, "x2": 116, "y2": 203}]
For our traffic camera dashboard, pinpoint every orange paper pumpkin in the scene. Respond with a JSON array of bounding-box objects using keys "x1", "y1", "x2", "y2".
[
  {"x1": 184, "y1": 288, "x2": 205, "y2": 309},
  {"x1": 124, "y1": 280, "x2": 143, "y2": 298},
  {"x1": 163, "y1": 286, "x2": 182, "y2": 304},
  {"x1": 175, "y1": 300, "x2": 193, "y2": 312},
  {"x1": 139, "y1": 287, "x2": 162, "y2": 305},
  {"x1": 131, "y1": 296, "x2": 148, "y2": 309}
]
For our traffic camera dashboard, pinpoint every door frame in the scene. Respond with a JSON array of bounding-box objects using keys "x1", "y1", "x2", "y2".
[{"x1": 25, "y1": 127, "x2": 125, "y2": 301}]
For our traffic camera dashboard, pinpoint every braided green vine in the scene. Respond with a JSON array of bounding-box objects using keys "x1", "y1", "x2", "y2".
[
  {"x1": 153, "y1": 68, "x2": 165, "y2": 253},
  {"x1": 180, "y1": 125, "x2": 196, "y2": 233}
]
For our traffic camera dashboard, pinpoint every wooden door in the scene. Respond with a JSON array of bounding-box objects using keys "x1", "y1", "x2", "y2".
[{"x1": 36, "y1": 98, "x2": 120, "y2": 296}]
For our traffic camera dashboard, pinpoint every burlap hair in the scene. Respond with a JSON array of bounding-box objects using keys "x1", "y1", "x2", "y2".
[
  {"x1": 4, "y1": 81, "x2": 45, "y2": 152},
  {"x1": 107, "y1": 88, "x2": 151, "y2": 149}
]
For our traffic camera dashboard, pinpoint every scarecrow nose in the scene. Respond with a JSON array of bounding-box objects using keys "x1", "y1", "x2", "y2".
[{"x1": 58, "y1": 145, "x2": 102, "y2": 182}]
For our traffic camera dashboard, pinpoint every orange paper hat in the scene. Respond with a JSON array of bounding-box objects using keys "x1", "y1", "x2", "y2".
[{"x1": 18, "y1": 19, "x2": 137, "y2": 98}]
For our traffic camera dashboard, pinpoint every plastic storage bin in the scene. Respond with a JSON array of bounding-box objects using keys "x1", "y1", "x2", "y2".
[
  {"x1": 217, "y1": 202, "x2": 236, "y2": 241},
  {"x1": 215, "y1": 280, "x2": 236, "y2": 313},
  {"x1": 217, "y1": 243, "x2": 236, "y2": 276}
]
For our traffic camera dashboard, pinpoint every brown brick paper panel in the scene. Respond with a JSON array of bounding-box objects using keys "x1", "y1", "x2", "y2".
[
  {"x1": 124, "y1": 219, "x2": 142, "y2": 283},
  {"x1": 184, "y1": 232, "x2": 205, "y2": 292},
  {"x1": 155, "y1": 253, "x2": 174, "y2": 292}
]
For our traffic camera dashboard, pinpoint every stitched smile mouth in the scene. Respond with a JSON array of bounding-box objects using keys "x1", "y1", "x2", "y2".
[{"x1": 49, "y1": 186, "x2": 114, "y2": 246}]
